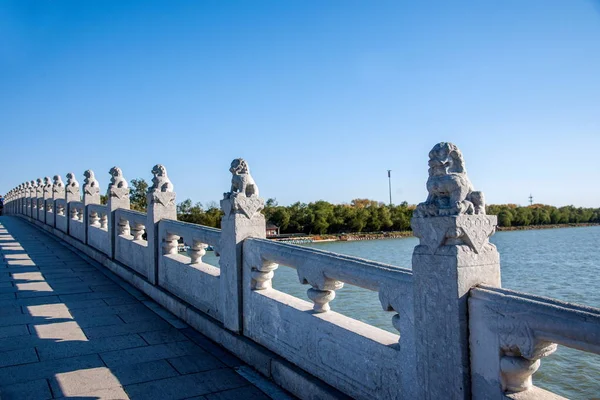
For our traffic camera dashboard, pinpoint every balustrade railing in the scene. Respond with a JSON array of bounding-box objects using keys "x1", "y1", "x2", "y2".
[
  {"x1": 87, "y1": 203, "x2": 110, "y2": 256},
  {"x1": 242, "y1": 237, "x2": 415, "y2": 399},
  {"x1": 157, "y1": 219, "x2": 222, "y2": 321},
  {"x1": 469, "y1": 285, "x2": 600, "y2": 399},
  {"x1": 2, "y1": 149, "x2": 599, "y2": 400}
]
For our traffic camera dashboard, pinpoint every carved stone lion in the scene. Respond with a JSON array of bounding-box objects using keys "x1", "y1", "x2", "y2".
[
  {"x1": 415, "y1": 142, "x2": 485, "y2": 217},
  {"x1": 52, "y1": 175, "x2": 65, "y2": 193},
  {"x1": 108, "y1": 167, "x2": 128, "y2": 190},
  {"x1": 226, "y1": 158, "x2": 259, "y2": 198},
  {"x1": 83, "y1": 170, "x2": 100, "y2": 195},
  {"x1": 66, "y1": 172, "x2": 79, "y2": 193},
  {"x1": 149, "y1": 164, "x2": 174, "y2": 193}
]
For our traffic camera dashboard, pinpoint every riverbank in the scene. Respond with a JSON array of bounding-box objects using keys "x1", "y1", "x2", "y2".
[
  {"x1": 496, "y1": 222, "x2": 600, "y2": 231},
  {"x1": 271, "y1": 222, "x2": 600, "y2": 244}
]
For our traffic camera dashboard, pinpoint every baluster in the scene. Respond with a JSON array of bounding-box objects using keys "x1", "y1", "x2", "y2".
[
  {"x1": 100, "y1": 213, "x2": 108, "y2": 229},
  {"x1": 500, "y1": 355, "x2": 540, "y2": 393},
  {"x1": 251, "y1": 261, "x2": 278, "y2": 290},
  {"x1": 187, "y1": 240, "x2": 208, "y2": 264},
  {"x1": 130, "y1": 222, "x2": 145, "y2": 240},
  {"x1": 118, "y1": 217, "x2": 130, "y2": 235},
  {"x1": 89, "y1": 210, "x2": 99, "y2": 225},
  {"x1": 163, "y1": 233, "x2": 180, "y2": 255}
]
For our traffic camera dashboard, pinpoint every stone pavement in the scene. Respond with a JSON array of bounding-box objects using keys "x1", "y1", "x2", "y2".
[{"x1": 0, "y1": 216, "x2": 289, "y2": 400}]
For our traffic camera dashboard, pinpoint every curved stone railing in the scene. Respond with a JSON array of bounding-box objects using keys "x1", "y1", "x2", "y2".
[
  {"x1": 87, "y1": 203, "x2": 110, "y2": 256},
  {"x1": 243, "y1": 237, "x2": 415, "y2": 399},
  {"x1": 68, "y1": 200, "x2": 85, "y2": 242},
  {"x1": 469, "y1": 285, "x2": 600, "y2": 399},
  {"x1": 158, "y1": 219, "x2": 222, "y2": 321},
  {"x1": 115, "y1": 209, "x2": 149, "y2": 280},
  {"x1": 3, "y1": 146, "x2": 600, "y2": 400}
]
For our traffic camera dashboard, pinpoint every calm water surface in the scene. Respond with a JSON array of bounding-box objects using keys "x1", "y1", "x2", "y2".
[{"x1": 208, "y1": 226, "x2": 600, "y2": 398}]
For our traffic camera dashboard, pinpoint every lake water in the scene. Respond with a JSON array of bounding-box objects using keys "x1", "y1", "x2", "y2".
[{"x1": 207, "y1": 226, "x2": 600, "y2": 398}]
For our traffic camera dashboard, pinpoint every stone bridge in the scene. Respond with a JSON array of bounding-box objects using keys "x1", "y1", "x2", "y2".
[{"x1": 2, "y1": 144, "x2": 599, "y2": 400}]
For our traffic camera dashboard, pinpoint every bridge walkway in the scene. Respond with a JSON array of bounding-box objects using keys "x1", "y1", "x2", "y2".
[{"x1": 0, "y1": 216, "x2": 288, "y2": 400}]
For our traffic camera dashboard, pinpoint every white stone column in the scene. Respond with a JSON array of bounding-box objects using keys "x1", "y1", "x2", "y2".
[
  {"x1": 41, "y1": 176, "x2": 52, "y2": 224},
  {"x1": 82, "y1": 170, "x2": 101, "y2": 243},
  {"x1": 411, "y1": 142, "x2": 501, "y2": 400},
  {"x1": 28, "y1": 180, "x2": 36, "y2": 218},
  {"x1": 219, "y1": 158, "x2": 265, "y2": 333},
  {"x1": 106, "y1": 167, "x2": 130, "y2": 259},
  {"x1": 146, "y1": 164, "x2": 177, "y2": 285},
  {"x1": 35, "y1": 178, "x2": 43, "y2": 221},
  {"x1": 50, "y1": 175, "x2": 65, "y2": 228}
]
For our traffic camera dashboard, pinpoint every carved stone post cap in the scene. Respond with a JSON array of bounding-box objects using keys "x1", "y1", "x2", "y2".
[
  {"x1": 411, "y1": 214, "x2": 497, "y2": 255},
  {"x1": 220, "y1": 196, "x2": 264, "y2": 219}
]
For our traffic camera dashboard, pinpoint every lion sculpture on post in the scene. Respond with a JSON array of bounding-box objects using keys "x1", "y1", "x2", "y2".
[
  {"x1": 108, "y1": 167, "x2": 128, "y2": 190},
  {"x1": 83, "y1": 170, "x2": 99, "y2": 196},
  {"x1": 415, "y1": 142, "x2": 485, "y2": 217},
  {"x1": 226, "y1": 158, "x2": 259, "y2": 198},
  {"x1": 149, "y1": 164, "x2": 174, "y2": 193}
]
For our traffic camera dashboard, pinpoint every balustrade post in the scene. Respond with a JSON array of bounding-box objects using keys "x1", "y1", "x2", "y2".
[
  {"x1": 29, "y1": 180, "x2": 36, "y2": 218},
  {"x1": 35, "y1": 178, "x2": 43, "y2": 221},
  {"x1": 20, "y1": 184, "x2": 26, "y2": 215},
  {"x1": 41, "y1": 176, "x2": 52, "y2": 224},
  {"x1": 219, "y1": 158, "x2": 266, "y2": 333},
  {"x1": 106, "y1": 167, "x2": 130, "y2": 259},
  {"x1": 146, "y1": 164, "x2": 177, "y2": 284},
  {"x1": 65, "y1": 172, "x2": 81, "y2": 237},
  {"x1": 82, "y1": 170, "x2": 102, "y2": 243},
  {"x1": 49, "y1": 175, "x2": 65, "y2": 228},
  {"x1": 410, "y1": 142, "x2": 501, "y2": 400}
]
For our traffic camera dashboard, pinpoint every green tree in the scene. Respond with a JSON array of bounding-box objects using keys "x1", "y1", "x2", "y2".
[{"x1": 130, "y1": 178, "x2": 149, "y2": 212}]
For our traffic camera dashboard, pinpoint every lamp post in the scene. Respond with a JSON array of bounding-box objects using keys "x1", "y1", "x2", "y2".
[{"x1": 387, "y1": 170, "x2": 392, "y2": 206}]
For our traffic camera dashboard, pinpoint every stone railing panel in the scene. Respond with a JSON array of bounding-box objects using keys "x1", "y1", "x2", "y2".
[
  {"x1": 67, "y1": 201, "x2": 85, "y2": 242},
  {"x1": 87, "y1": 204, "x2": 110, "y2": 256},
  {"x1": 243, "y1": 237, "x2": 415, "y2": 400},
  {"x1": 469, "y1": 285, "x2": 600, "y2": 399},
  {"x1": 157, "y1": 219, "x2": 222, "y2": 321},
  {"x1": 55, "y1": 199, "x2": 68, "y2": 233},
  {"x1": 114, "y1": 209, "x2": 150, "y2": 280}
]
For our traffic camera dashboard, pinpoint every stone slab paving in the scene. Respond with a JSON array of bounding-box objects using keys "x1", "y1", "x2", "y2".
[{"x1": 0, "y1": 216, "x2": 290, "y2": 400}]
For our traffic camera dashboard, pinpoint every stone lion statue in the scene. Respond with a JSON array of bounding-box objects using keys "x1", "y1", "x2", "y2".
[
  {"x1": 52, "y1": 175, "x2": 65, "y2": 191},
  {"x1": 43, "y1": 177, "x2": 52, "y2": 194},
  {"x1": 108, "y1": 167, "x2": 128, "y2": 190},
  {"x1": 415, "y1": 142, "x2": 485, "y2": 217},
  {"x1": 83, "y1": 170, "x2": 100, "y2": 195},
  {"x1": 66, "y1": 172, "x2": 79, "y2": 191},
  {"x1": 149, "y1": 164, "x2": 174, "y2": 193},
  {"x1": 227, "y1": 158, "x2": 259, "y2": 198}
]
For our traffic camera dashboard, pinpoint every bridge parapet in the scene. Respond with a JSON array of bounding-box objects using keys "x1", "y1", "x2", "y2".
[{"x1": 3, "y1": 147, "x2": 600, "y2": 400}]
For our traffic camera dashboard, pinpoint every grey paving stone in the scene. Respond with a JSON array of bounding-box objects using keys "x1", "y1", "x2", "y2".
[
  {"x1": 83, "y1": 319, "x2": 171, "y2": 340},
  {"x1": 139, "y1": 329, "x2": 188, "y2": 345},
  {"x1": 167, "y1": 354, "x2": 225, "y2": 375},
  {"x1": 124, "y1": 369, "x2": 249, "y2": 400},
  {"x1": 0, "y1": 378, "x2": 52, "y2": 400},
  {"x1": 37, "y1": 333, "x2": 146, "y2": 361},
  {"x1": 0, "y1": 347, "x2": 38, "y2": 367},
  {"x1": 0, "y1": 306, "x2": 23, "y2": 317},
  {"x1": 58, "y1": 290, "x2": 131, "y2": 302},
  {"x1": 101, "y1": 341, "x2": 206, "y2": 368},
  {"x1": 103, "y1": 296, "x2": 139, "y2": 306},
  {"x1": 181, "y1": 328, "x2": 244, "y2": 368},
  {"x1": 204, "y1": 385, "x2": 271, "y2": 400},
  {"x1": 54, "y1": 386, "x2": 130, "y2": 399}
]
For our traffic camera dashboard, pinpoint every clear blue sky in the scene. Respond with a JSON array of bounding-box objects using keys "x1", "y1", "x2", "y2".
[{"x1": 2, "y1": 1, "x2": 599, "y2": 207}]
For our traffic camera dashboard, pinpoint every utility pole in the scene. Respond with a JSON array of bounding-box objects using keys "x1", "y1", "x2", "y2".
[
  {"x1": 529, "y1": 194, "x2": 533, "y2": 206},
  {"x1": 387, "y1": 170, "x2": 392, "y2": 206}
]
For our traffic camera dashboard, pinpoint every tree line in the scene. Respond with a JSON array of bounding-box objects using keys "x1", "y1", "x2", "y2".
[{"x1": 120, "y1": 178, "x2": 600, "y2": 233}]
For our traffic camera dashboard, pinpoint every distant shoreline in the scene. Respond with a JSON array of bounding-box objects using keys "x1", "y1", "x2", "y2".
[
  {"x1": 496, "y1": 222, "x2": 600, "y2": 232},
  {"x1": 272, "y1": 222, "x2": 600, "y2": 244}
]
